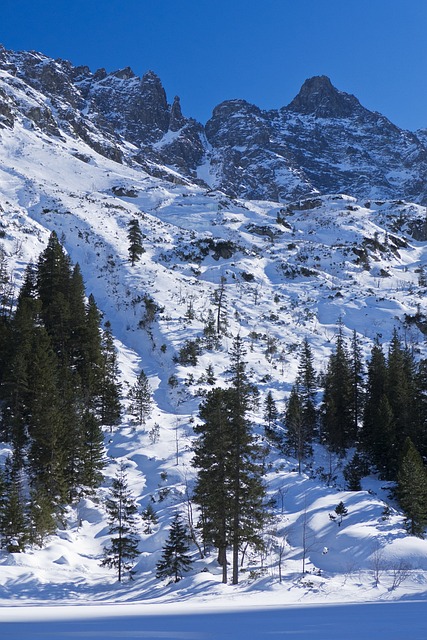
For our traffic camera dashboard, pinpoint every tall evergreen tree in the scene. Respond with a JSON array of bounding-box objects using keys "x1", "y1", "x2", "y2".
[
  {"x1": 127, "y1": 218, "x2": 145, "y2": 266},
  {"x1": 263, "y1": 390, "x2": 278, "y2": 438},
  {"x1": 350, "y1": 330, "x2": 365, "y2": 435},
  {"x1": 99, "y1": 321, "x2": 122, "y2": 427},
  {"x1": 128, "y1": 369, "x2": 152, "y2": 426},
  {"x1": 102, "y1": 463, "x2": 140, "y2": 581},
  {"x1": 285, "y1": 384, "x2": 311, "y2": 472},
  {"x1": 193, "y1": 387, "x2": 233, "y2": 583},
  {"x1": 296, "y1": 337, "x2": 318, "y2": 440},
  {"x1": 321, "y1": 323, "x2": 354, "y2": 453},
  {"x1": 156, "y1": 513, "x2": 192, "y2": 583},
  {"x1": 397, "y1": 438, "x2": 427, "y2": 537}
]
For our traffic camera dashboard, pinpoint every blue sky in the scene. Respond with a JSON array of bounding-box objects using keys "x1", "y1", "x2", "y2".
[{"x1": 2, "y1": 0, "x2": 426, "y2": 130}]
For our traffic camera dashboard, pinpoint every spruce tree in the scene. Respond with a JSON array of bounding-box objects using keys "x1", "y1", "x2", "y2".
[
  {"x1": 193, "y1": 386, "x2": 234, "y2": 583},
  {"x1": 196, "y1": 336, "x2": 267, "y2": 585},
  {"x1": 321, "y1": 323, "x2": 354, "y2": 453},
  {"x1": 28, "y1": 487, "x2": 57, "y2": 547},
  {"x1": 350, "y1": 330, "x2": 365, "y2": 435},
  {"x1": 141, "y1": 503, "x2": 158, "y2": 534},
  {"x1": 296, "y1": 337, "x2": 318, "y2": 440},
  {"x1": 99, "y1": 321, "x2": 122, "y2": 428},
  {"x1": 285, "y1": 384, "x2": 310, "y2": 472},
  {"x1": 127, "y1": 218, "x2": 145, "y2": 266},
  {"x1": 227, "y1": 335, "x2": 266, "y2": 585},
  {"x1": 79, "y1": 411, "x2": 106, "y2": 492},
  {"x1": 128, "y1": 369, "x2": 152, "y2": 426},
  {"x1": 156, "y1": 513, "x2": 192, "y2": 582},
  {"x1": 263, "y1": 390, "x2": 278, "y2": 438},
  {"x1": 0, "y1": 472, "x2": 28, "y2": 553},
  {"x1": 397, "y1": 438, "x2": 427, "y2": 537},
  {"x1": 102, "y1": 463, "x2": 140, "y2": 581}
]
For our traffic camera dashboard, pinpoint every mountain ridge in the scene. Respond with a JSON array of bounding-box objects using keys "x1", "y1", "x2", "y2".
[{"x1": 1, "y1": 45, "x2": 427, "y2": 203}]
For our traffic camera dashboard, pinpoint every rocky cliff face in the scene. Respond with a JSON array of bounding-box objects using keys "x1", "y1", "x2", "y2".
[{"x1": 1, "y1": 46, "x2": 426, "y2": 203}]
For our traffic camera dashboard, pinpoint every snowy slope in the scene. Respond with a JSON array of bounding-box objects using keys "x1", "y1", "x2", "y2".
[{"x1": 1, "y1": 80, "x2": 427, "y2": 608}]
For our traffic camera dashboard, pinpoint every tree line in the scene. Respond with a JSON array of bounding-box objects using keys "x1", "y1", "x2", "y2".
[{"x1": 0, "y1": 232, "x2": 121, "y2": 550}]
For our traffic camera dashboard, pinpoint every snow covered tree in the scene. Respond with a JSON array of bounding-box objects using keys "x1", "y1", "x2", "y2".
[
  {"x1": 127, "y1": 218, "x2": 145, "y2": 266},
  {"x1": 156, "y1": 513, "x2": 192, "y2": 582},
  {"x1": 128, "y1": 369, "x2": 152, "y2": 426},
  {"x1": 102, "y1": 463, "x2": 140, "y2": 581}
]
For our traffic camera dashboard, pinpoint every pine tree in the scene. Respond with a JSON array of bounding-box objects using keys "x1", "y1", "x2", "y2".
[
  {"x1": 193, "y1": 386, "x2": 234, "y2": 583},
  {"x1": 227, "y1": 335, "x2": 266, "y2": 584},
  {"x1": 360, "y1": 339, "x2": 392, "y2": 474},
  {"x1": 0, "y1": 471, "x2": 28, "y2": 553},
  {"x1": 128, "y1": 369, "x2": 152, "y2": 426},
  {"x1": 141, "y1": 503, "x2": 158, "y2": 534},
  {"x1": 28, "y1": 487, "x2": 57, "y2": 547},
  {"x1": 321, "y1": 323, "x2": 354, "y2": 453},
  {"x1": 263, "y1": 390, "x2": 279, "y2": 441},
  {"x1": 156, "y1": 513, "x2": 192, "y2": 582},
  {"x1": 193, "y1": 338, "x2": 267, "y2": 585},
  {"x1": 285, "y1": 384, "x2": 311, "y2": 472},
  {"x1": 79, "y1": 411, "x2": 106, "y2": 492},
  {"x1": 27, "y1": 326, "x2": 68, "y2": 507},
  {"x1": 397, "y1": 438, "x2": 427, "y2": 537},
  {"x1": 102, "y1": 463, "x2": 140, "y2": 581},
  {"x1": 296, "y1": 337, "x2": 317, "y2": 440},
  {"x1": 203, "y1": 309, "x2": 220, "y2": 350},
  {"x1": 99, "y1": 321, "x2": 122, "y2": 428},
  {"x1": 127, "y1": 218, "x2": 145, "y2": 266},
  {"x1": 350, "y1": 330, "x2": 365, "y2": 435}
]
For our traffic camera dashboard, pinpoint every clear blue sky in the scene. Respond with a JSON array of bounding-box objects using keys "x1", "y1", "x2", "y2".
[{"x1": 2, "y1": 0, "x2": 426, "y2": 131}]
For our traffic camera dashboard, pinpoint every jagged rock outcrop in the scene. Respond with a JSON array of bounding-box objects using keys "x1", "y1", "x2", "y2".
[{"x1": 0, "y1": 46, "x2": 427, "y2": 203}]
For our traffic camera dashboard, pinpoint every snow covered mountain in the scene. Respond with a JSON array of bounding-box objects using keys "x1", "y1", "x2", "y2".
[
  {"x1": 2, "y1": 46, "x2": 427, "y2": 203},
  {"x1": 1, "y1": 46, "x2": 427, "y2": 605}
]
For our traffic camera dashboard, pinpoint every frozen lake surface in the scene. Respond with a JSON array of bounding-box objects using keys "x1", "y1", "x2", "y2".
[{"x1": 1, "y1": 600, "x2": 427, "y2": 639}]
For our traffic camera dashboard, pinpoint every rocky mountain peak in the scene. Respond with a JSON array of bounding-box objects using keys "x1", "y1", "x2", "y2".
[
  {"x1": 169, "y1": 95, "x2": 185, "y2": 131},
  {"x1": 287, "y1": 75, "x2": 363, "y2": 118}
]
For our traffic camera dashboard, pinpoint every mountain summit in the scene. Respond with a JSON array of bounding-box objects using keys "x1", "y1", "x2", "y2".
[{"x1": 287, "y1": 75, "x2": 364, "y2": 118}]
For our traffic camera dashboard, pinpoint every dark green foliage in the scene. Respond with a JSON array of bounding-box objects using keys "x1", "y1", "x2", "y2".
[
  {"x1": 397, "y1": 438, "x2": 427, "y2": 537},
  {"x1": 193, "y1": 336, "x2": 267, "y2": 585},
  {"x1": 330, "y1": 501, "x2": 348, "y2": 527},
  {"x1": 321, "y1": 323, "x2": 355, "y2": 453},
  {"x1": 0, "y1": 472, "x2": 28, "y2": 552},
  {"x1": 360, "y1": 333, "x2": 421, "y2": 479},
  {"x1": 156, "y1": 513, "x2": 192, "y2": 582},
  {"x1": 79, "y1": 412, "x2": 106, "y2": 492},
  {"x1": 102, "y1": 463, "x2": 140, "y2": 581},
  {"x1": 141, "y1": 503, "x2": 158, "y2": 534},
  {"x1": 343, "y1": 452, "x2": 369, "y2": 491},
  {"x1": 263, "y1": 391, "x2": 278, "y2": 437},
  {"x1": 285, "y1": 384, "x2": 311, "y2": 472},
  {"x1": 296, "y1": 338, "x2": 318, "y2": 439},
  {"x1": 127, "y1": 218, "x2": 145, "y2": 266},
  {"x1": 176, "y1": 339, "x2": 201, "y2": 366},
  {"x1": 28, "y1": 487, "x2": 57, "y2": 547},
  {"x1": 128, "y1": 369, "x2": 152, "y2": 426},
  {"x1": 98, "y1": 321, "x2": 122, "y2": 427},
  {"x1": 0, "y1": 234, "x2": 109, "y2": 541},
  {"x1": 203, "y1": 309, "x2": 220, "y2": 350}
]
